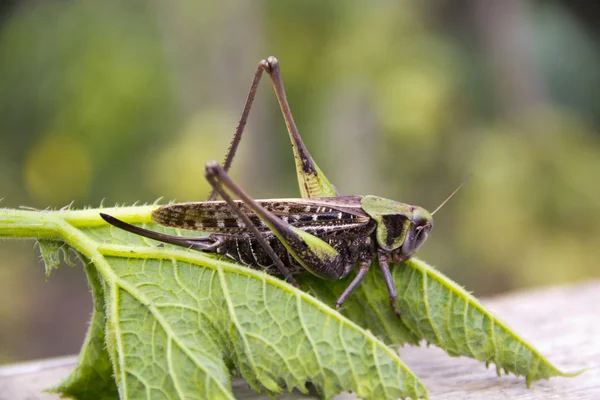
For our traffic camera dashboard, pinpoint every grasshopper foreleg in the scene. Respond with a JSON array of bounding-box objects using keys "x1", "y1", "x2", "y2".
[
  {"x1": 335, "y1": 259, "x2": 371, "y2": 310},
  {"x1": 377, "y1": 252, "x2": 401, "y2": 318},
  {"x1": 335, "y1": 254, "x2": 401, "y2": 317}
]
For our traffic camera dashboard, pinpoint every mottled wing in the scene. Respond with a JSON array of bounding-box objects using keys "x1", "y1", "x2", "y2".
[{"x1": 152, "y1": 195, "x2": 369, "y2": 235}]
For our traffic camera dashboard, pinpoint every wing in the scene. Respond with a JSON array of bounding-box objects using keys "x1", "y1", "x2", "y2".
[{"x1": 152, "y1": 195, "x2": 370, "y2": 235}]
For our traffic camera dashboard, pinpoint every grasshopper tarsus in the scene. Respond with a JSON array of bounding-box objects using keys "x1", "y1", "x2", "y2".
[
  {"x1": 287, "y1": 277, "x2": 301, "y2": 289},
  {"x1": 390, "y1": 298, "x2": 402, "y2": 319}
]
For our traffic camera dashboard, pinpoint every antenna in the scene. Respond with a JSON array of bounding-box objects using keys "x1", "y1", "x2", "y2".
[{"x1": 431, "y1": 175, "x2": 471, "y2": 216}]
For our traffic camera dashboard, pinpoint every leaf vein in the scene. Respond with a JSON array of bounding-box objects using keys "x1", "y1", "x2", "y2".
[
  {"x1": 489, "y1": 318, "x2": 499, "y2": 368},
  {"x1": 404, "y1": 266, "x2": 426, "y2": 339},
  {"x1": 422, "y1": 271, "x2": 443, "y2": 346},
  {"x1": 91, "y1": 248, "x2": 231, "y2": 396},
  {"x1": 338, "y1": 323, "x2": 359, "y2": 392},
  {"x1": 356, "y1": 272, "x2": 396, "y2": 340},
  {"x1": 216, "y1": 266, "x2": 262, "y2": 389},
  {"x1": 125, "y1": 369, "x2": 152, "y2": 399},
  {"x1": 462, "y1": 300, "x2": 477, "y2": 359},
  {"x1": 109, "y1": 282, "x2": 129, "y2": 400},
  {"x1": 444, "y1": 292, "x2": 457, "y2": 351},
  {"x1": 245, "y1": 332, "x2": 295, "y2": 376},
  {"x1": 167, "y1": 337, "x2": 187, "y2": 400},
  {"x1": 370, "y1": 335, "x2": 389, "y2": 399},
  {"x1": 296, "y1": 295, "x2": 326, "y2": 385}
]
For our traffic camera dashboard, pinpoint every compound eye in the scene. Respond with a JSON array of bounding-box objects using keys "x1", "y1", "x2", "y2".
[
  {"x1": 415, "y1": 226, "x2": 424, "y2": 240},
  {"x1": 414, "y1": 225, "x2": 430, "y2": 244}
]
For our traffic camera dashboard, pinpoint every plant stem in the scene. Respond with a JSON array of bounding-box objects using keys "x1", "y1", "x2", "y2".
[
  {"x1": 0, "y1": 206, "x2": 156, "y2": 240},
  {"x1": 0, "y1": 209, "x2": 61, "y2": 239}
]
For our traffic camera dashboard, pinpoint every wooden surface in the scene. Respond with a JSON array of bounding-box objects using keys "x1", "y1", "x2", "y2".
[{"x1": 1, "y1": 280, "x2": 598, "y2": 399}]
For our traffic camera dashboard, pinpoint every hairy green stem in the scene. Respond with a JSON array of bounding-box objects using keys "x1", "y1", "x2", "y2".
[{"x1": 0, "y1": 206, "x2": 155, "y2": 239}]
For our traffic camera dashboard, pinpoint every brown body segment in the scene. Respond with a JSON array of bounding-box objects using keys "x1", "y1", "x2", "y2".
[
  {"x1": 152, "y1": 197, "x2": 370, "y2": 234},
  {"x1": 151, "y1": 196, "x2": 377, "y2": 278}
]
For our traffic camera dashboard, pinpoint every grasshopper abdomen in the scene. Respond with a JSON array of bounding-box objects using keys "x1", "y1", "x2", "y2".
[{"x1": 213, "y1": 219, "x2": 377, "y2": 278}]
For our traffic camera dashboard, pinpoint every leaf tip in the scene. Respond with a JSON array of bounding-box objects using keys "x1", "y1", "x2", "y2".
[{"x1": 560, "y1": 367, "x2": 587, "y2": 378}]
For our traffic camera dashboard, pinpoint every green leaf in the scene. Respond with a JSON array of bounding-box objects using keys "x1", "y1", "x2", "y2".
[
  {"x1": 303, "y1": 259, "x2": 580, "y2": 387},
  {"x1": 0, "y1": 207, "x2": 427, "y2": 400},
  {"x1": 49, "y1": 258, "x2": 119, "y2": 400},
  {"x1": 392, "y1": 259, "x2": 582, "y2": 386}
]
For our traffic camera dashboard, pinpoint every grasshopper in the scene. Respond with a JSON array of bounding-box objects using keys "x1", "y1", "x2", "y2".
[{"x1": 100, "y1": 56, "x2": 462, "y2": 317}]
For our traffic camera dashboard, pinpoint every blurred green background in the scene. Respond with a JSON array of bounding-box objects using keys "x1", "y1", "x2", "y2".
[{"x1": 1, "y1": 0, "x2": 599, "y2": 363}]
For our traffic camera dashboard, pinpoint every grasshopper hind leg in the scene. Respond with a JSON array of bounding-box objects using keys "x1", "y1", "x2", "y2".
[
  {"x1": 203, "y1": 161, "x2": 300, "y2": 287},
  {"x1": 99, "y1": 213, "x2": 223, "y2": 252},
  {"x1": 208, "y1": 56, "x2": 337, "y2": 201},
  {"x1": 205, "y1": 161, "x2": 353, "y2": 288}
]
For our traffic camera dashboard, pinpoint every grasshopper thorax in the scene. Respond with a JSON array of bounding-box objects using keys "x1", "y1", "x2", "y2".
[{"x1": 360, "y1": 195, "x2": 433, "y2": 261}]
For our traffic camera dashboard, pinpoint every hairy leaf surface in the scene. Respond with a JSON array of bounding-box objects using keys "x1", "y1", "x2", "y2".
[
  {"x1": 302, "y1": 259, "x2": 578, "y2": 387},
  {"x1": 0, "y1": 207, "x2": 427, "y2": 400},
  {"x1": 50, "y1": 259, "x2": 119, "y2": 400}
]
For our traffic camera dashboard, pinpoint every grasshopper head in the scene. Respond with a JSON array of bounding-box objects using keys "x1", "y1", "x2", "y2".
[{"x1": 361, "y1": 195, "x2": 433, "y2": 260}]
